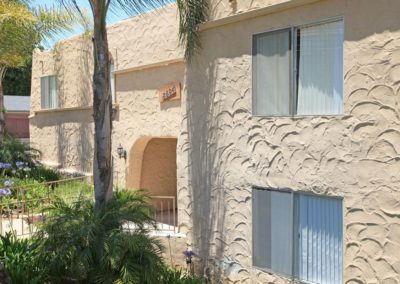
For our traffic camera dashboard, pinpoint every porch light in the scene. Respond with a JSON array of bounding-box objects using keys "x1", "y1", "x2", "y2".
[{"x1": 117, "y1": 144, "x2": 126, "y2": 160}]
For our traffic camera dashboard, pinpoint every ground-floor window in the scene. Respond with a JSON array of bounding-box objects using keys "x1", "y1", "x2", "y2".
[{"x1": 252, "y1": 187, "x2": 343, "y2": 284}]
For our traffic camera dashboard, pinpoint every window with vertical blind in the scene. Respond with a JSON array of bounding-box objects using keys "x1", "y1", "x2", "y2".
[
  {"x1": 40, "y1": 75, "x2": 58, "y2": 109},
  {"x1": 110, "y1": 63, "x2": 116, "y2": 103},
  {"x1": 252, "y1": 187, "x2": 343, "y2": 284},
  {"x1": 252, "y1": 19, "x2": 344, "y2": 116}
]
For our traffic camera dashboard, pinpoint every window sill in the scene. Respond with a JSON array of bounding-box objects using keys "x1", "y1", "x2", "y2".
[
  {"x1": 251, "y1": 114, "x2": 346, "y2": 119},
  {"x1": 253, "y1": 266, "x2": 316, "y2": 284},
  {"x1": 29, "y1": 104, "x2": 119, "y2": 118},
  {"x1": 253, "y1": 265, "x2": 293, "y2": 282}
]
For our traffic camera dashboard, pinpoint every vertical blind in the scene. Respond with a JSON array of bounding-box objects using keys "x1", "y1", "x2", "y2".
[
  {"x1": 296, "y1": 194, "x2": 343, "y2": 284},
  {"x1": 110, "y1": 63, "x2": 115, "y2": 103},
  {"x1": 296, "y1": 20, "x2": 344, "y2": 115},
  {"x1": 253, "y1": 29, "x2": 291, "y2": 116},
  {"x1": 41, "y1": 75, "x2": 58, "y2": 109},
  {"x1": 253, "y1": 188, "x2": 343, "y2": 284},
  {"x1": 252, "y1": 19, "x2": 344, "y2": 116}
]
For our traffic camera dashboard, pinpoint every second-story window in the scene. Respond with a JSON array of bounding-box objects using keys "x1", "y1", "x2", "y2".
[
  {"x1": 252, "y1": 19, "x2": 344, "y2": 116},
  {"x1": 40, "y1": 75, "x2": 58, "y2": 109},
  {"x1": 110, "y1": 63, "x2": 116, "y2": 104}
]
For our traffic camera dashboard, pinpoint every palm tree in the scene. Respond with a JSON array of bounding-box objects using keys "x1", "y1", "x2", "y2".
[
  {"x1": 0, "y1": 0, "x2": 76, "y2": 140},
  {"x1": 58, "y1": 0, "x2": 209, "y2": 207},
  {"x1": 37, "y1": 191, "x2": 166, "y2": 283}
]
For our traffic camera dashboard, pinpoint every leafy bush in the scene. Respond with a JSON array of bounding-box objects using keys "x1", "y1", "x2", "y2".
[
  {"x1": 0, "y1": 135, "x2": 40, "y2": 166},
  {"x1": 0, "y1": 135, "x2": 62, "y2": 183},
  {"x1": 161, "y1": 268, "x2": 205, "y2": 284},
  {"x1": 0, "y1": 191, "x2": 205, "y2": 284},
  {"x1": 0, "y1": 178, "x2": 92, "y2": 214},
  {"x1": 28, "y1": 166, "x2": 62, "y2": 183},
  {"x1": 0, "y1": 232, "x2": 43, "y2": 284},
  {"x1": 36, "y1": 190, "x2": 166, "y2": 283}
]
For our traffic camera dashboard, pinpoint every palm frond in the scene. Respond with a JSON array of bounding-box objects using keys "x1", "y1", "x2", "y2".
[
  {"x1": 177, "y1": 0, "x2": 210, "y2": 61},
  {"x1": 109, "y1": 0, "x2": 170, "y2": 16},
  {"x1": 0, "y1": 0, "x2": 81, "y2": 69},
  {"x1": 32, "y1": 4, "x2": 91, "y2": 45},
  {"x1": 36, "y1": 191, "x2": 165, "y2": 283}
]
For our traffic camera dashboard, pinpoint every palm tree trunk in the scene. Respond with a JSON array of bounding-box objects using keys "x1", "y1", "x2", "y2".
[
  {"x1": 92, "y1": 3, "x2": 113, "y2": 208},
  {"x1": 0, "y1": 66, "x2": 7, "y2": 142}
]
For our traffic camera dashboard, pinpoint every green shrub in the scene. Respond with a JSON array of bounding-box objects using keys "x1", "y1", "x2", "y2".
[
  {"x1": 36, "y1": 190, "x2": 166, "y2": 283},
  {"x1": 161, "y1": 268, "x2": 205, "y2": 284},
  {"x1": 0, "y1": 232, "x2": 44, "y2": 284},
  {"x1": 0, "y1": 135, "x2": 61, "y2": 183},
  {"x1": 28, "y1": 166, "x2": 62, "y2": 183},
  {"x1": 0, "y1": 135, "x2": 40, "y2": 166}
]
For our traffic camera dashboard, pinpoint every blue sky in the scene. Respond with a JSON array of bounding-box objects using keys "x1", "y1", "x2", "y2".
[{"x1": 32, "y1": 0, "x2": 174, "y2": 48}]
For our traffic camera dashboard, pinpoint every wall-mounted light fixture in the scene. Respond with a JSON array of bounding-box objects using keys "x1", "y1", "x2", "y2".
[{"x1": 117, "y1": 144, "x2": 126, "y2": 160}]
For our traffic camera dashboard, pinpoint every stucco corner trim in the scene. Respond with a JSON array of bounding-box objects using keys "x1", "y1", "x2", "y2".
[{"x1": 200, "y1": 0, "x2": 323, "y2": 31}]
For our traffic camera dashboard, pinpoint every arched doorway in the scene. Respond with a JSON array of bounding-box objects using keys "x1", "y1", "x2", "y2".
[{"x1": 127, "y1": 137, "x2": 177, "y2": 230}]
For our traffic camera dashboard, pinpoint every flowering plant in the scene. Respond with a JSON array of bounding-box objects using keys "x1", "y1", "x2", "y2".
[
  {"x1": 183, "y1": 249, "x2": 197, "y2": 265},
  {"x1": 0, "y1": 163, "x2": 12, "y2": 169},
  {"x1": 0, "y1": 188, "x2": 12, "y2": 197},
  {"x1": 15, "y1": 161, "x2": 24, "y2": 168},
  {"x1": 4, "y1": 180, "x2": 14, "y2": 187}
]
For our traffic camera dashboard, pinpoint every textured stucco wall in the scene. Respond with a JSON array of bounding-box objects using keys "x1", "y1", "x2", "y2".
[
  {"x1": 130, "y1": 138, "x2": 177, "y2": 197},
  {"x1": 209, "y1": 0, "x2": 318, "y2": 20},
  {"x1": 30, "y1": 36, "x2": 94, "y2": 171},
  {"x1": 30, "y1": 4, "x2": 183, "y2": 176},
  {"x1": 107, "y1": 4, "x2": 183, "y2": 70},
  {"x1": 178, "y1": 0, "x2": 400, "y2": 283},
  {"x1": 31, "y1": 36, "x2": 93, "y2": 112},
  {"x1": 112, "y1": 62, "x2": 184, "y2": 187}
]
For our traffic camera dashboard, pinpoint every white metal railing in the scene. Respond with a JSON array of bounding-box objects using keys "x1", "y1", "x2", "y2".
[{"x1": 151, "y1": 196, "x2": 177, "y2": 232}]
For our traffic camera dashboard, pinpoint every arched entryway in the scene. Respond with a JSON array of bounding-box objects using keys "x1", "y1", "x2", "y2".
[{"x1": 127, "y1": 136, "x2": 177, "y2": 230}]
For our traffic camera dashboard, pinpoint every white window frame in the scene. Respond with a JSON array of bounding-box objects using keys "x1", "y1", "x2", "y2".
[
  {"x1": 252, "y1": 17, "x2": 344, "y2": 117},
  {"x1": 252, "y1": 187, "x2": 344, "y2": 284}
]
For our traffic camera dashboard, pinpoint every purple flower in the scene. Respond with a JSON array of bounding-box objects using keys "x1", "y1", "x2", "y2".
[
  {"x1": 23, "y1": 167, "x2": 31, "y2": 172},
  {"x1": 16, "y1": 161, "x2": 24, "y2": 168},
  {"x1": 0, "y1": 163, "x2": 11, "y2": 169},
  {"x1": 183, "y1": 250, "x2": 197, "y2": 258},
  {"x1": 0, "y1": 188, "x2": 12, "y2": 197},
  {"x1": 3, "y1": 180, "x2": 14, "y2": 187}
]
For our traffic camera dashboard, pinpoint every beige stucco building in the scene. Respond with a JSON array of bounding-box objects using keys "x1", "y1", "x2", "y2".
[{"x1": 30, "y1": 1, "x2": 400, "y2": 283}]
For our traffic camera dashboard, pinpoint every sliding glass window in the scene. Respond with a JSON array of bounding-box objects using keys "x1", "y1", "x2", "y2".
[{"x1": 252, "y1": 19, "x2": 344, "y2": 116}]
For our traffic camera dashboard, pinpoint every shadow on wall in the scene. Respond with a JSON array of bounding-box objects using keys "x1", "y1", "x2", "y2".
[
  {"x1": 30, "y1": 110, "x2": 93, "y2": 173},
  {"x1": 127, "y1": 137, "x2": 177, "y2": 199},
  {"x1": 78, "y1": 37, "x2": 93, "y2": 107},
  {"x1": 31, "y1": 36, "x2": 94, "y2": 173},
  {"x1": 185, "y1": 57, "x2": 230, "y2": 282},
  {"x1": 53, "y1": 36, "x2": 92, "y2": 109},
  {"x1": 183, "y1": 0, "x2": 400, "y2": 282}
]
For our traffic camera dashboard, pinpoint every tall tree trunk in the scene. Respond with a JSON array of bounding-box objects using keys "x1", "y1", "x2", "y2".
[
  {"x1": 92, "y1": 3, "x2": 113, "y2": 208},
  {"x1": 0, "y1": 66, "x2": 7, "y2": 142}
]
